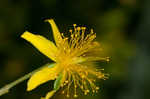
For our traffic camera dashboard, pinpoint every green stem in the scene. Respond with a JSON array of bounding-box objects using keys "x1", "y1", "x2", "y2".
[{"x1": 0, "y1": 63, "x2": 54, "y2": 96}]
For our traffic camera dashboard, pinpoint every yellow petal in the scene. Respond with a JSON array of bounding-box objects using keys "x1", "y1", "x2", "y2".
[
  {"x1": 27, "y1": 65, "x2": 59, "y2": 91},
  {"x1": 21, "y1": 31, "x2": 58, "y2": 61},
  {"x1": 41, "y1": 90, "x2": 56, "y2": 99},
  {"x1": 45, "y1": 19, "x2": 63, "y2": 46}
]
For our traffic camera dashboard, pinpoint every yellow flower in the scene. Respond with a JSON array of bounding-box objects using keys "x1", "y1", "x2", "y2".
[{"x1": 21, "y1": 19, "x2": 109, "y2": 99}]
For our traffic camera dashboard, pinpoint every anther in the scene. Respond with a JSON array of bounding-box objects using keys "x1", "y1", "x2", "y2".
[
  {"x1": 98, "y1": 75, "x2": 103, "y2": 78},
  {"x1": 84, "y1": 90, "x2": 89, "y2": 95},
  {"x1": 92, "y1": 90, "x2": 95, "y2": 93},
  {"x1": 77, "y1": 27, "x2": 81, "y2": 31},
  {"x1": 81, "y1": 27, "x2": 86, "y2": 30},
  {"x1": 66, "y1": 94, "x2": 70, "y2": 97},
  {"x1": 64, "y1": 37, "x2": 68, "y2": 40},
  {"x1": 65, "y1": 80, "x2": 69, "y2": 83},
  {"x1": 74, "y1": 94, "x2": 78, "y2": 98},
  {"x1": 106, "y1": 57, "x2": 110, "y2": 62},
  {"x1": 62, "y1": 91, "x2": 65, "y2": 94},
  {"x1": 84, "y1": 92, "x2": 87, "y2": 95},
  {"x1": 82, "y1": 54, "x2": 86, "y2": 56},
  {"x1": 91, "y1": 29, "x2": 94, "y2": 34},
  {"x1": 75, "y1": 34, "x2": 78, "y2": 37},
  {"x1": 101, "y1": 68, "x2": 104, "y2": 71},
  {"x1": 86, "y1": 90, "x2": 90, "y2": 93},
  {"x1": 69, "y1": 29, "x2": 73, "y2": 33},
  {"x1": 96, "y1": 87, "x2": 99, "y2": 90},
  {"x1": 71, "y1": 34, "x2": 74, "y2": 38},
  {"x1": 75, "y1": 85, "x2": 77, "y2": 88},
  {"x1": 73, "y1": 24, "x2": 77, "y2": 27},
  {"x1": 80, "y1": 85, "x2": 84, "y2": 89}
]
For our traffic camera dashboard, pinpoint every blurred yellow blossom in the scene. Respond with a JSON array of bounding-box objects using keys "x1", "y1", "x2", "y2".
[{"x1": 21, "y1": 19, "x2": 109, "y2": 99}]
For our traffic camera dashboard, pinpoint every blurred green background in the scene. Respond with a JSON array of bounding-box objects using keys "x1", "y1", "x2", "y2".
[{"x1": 0, "y1": 0, "x2": 149, "y2": 99}]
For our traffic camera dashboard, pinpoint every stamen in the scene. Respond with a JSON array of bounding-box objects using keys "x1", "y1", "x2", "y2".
[
  {"x1": 96, "y1": 86, "x2": 99, "y2": 90},
  {"x1": 61, "y1": 91, "x2": 65, "y2": 94},
  {"x1": 73, "y1": 24, "x2": 77, "y2": 27},
  {"x1": 74, "y1": 94, "x2": 78, "y2": 98},
  {"x1": 57, "y1": 24, "x2": 108, "y2": 98},
  {"x1": 91, "y1": 29, "x2": 94, "y2": 34},
  {"x1": 106, "y1": 57, "x2": 110, "y2": 62},
  {"x1": 77, "y1": 27, "x2": 81, "y2": 31},
  {"x1": 66, "y1": 94, "x2": 70, "y2": 98},
  {"x1": 69, "y1": 29, "x2": 73, "y2": 34},
  {"x1": 73, "y1": 24, "x2": 77, "y2": 33}
]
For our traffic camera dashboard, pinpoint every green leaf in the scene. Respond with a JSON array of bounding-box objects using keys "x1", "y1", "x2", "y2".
[
  {"x1": 48, "y1": 63, "x2": 56, "y2": 68},
  {"x1": 54, "y1": 73, "x2": 63, "y2": 91}
]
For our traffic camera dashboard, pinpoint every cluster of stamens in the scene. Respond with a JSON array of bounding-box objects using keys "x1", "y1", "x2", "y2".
[
  {"x1": 60, "y1": 65, "x2": 108, "y2": 98},
  {"x1": 56, "y1": 24, "x2": 109, "y2": 98}
]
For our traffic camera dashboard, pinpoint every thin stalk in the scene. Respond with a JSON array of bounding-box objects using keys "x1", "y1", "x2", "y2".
[{"x1": 0, "y1": 63, "x2": 54, "y2": 96}]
